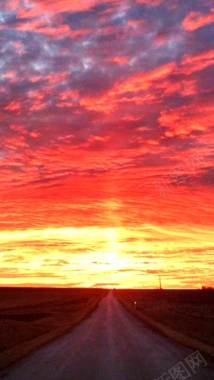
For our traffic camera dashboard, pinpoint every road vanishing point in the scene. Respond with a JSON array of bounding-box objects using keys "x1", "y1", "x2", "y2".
[{"x1": 1, "y1": 291, "x2": 214, "y2": 380}]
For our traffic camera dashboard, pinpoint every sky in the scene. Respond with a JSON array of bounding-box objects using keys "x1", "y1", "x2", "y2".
[{"x1": 0, "y1": 0, "x2": 214, "y2": 288}]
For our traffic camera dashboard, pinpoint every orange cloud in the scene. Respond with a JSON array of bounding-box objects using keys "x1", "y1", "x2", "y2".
[{"x1": 182, "y1": 8, "x2": 214, "y2": 31}]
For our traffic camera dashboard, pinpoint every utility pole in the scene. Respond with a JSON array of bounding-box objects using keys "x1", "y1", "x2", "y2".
[{"x1": 159, "y1": 275, "x2": 162, "y2": 290}]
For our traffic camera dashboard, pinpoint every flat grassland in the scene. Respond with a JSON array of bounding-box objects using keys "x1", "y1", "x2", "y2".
[
  {"x1": 0, "y1": 287, "x2": 107, "y2": 370},
  {"x1": 115, "y1": 289, "x2": 214, "y2": 358}
]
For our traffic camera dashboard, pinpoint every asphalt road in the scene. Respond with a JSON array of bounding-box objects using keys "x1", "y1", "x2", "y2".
[{"x1": 1, "y1": 291, "x2": 214, "y2": 380}]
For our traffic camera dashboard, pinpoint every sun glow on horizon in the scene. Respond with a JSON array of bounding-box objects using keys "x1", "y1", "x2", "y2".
[{"x1": 0, "y1": 224, "x2": 213, "y2": 289}]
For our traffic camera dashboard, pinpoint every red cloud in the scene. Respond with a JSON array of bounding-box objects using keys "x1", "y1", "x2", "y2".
[
  {"x1": 182, "y1": 8, "x2": 214, "y2": 31},
  {"x1": 4, "y1": 101, "x2": 22, "y2": 114},
  {"x1": 159, "y1": 103, "x2": 214, "y2": 137},
  {"x1": 46, "y1": 73, "x2": 68, "y2": 85},
  {"x1": 9, "y1": 125, "x2": 40, "y2": 139},
  {"x1": 10, "y1": 124, "x2": 28, "y2": 135},
  {"x1": 16, "y1": 0, "x2": 98, "y2": 18},
  {"x1": 10, "y1": 14, "x2": 71, "y2": 37},
  {"x1": 163, "y1": 79, "x2": 197, "y2": 97},
  {"x1": 181, "y1": 49, "x2": 214, "y2": 75},
  {"x1": 148, "y1": 49, "x2": 214, "y2": 97},
  {"x1": 115, "y1": 62, "x2": 176, "y2": 94},
  {"x1": 136, "y1": 0, "x2": 162, "y2": 5},
  {"x1": 6, "y1": 136, "x2": 28, "y2": 149},
  {"x1": 35, "y1": 24, "x2": 71, "y2": 36},
  {"x1": 80, "y1": 62, "x2": 176, "y2": 112},
  {"x1": 107, "y1": 56, "x2": 129, "y2": 65}
]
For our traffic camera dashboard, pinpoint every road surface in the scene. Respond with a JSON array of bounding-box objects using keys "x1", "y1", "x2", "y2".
[{"x1": 1, "y1": 291, "x2": 214, "y2": 380}]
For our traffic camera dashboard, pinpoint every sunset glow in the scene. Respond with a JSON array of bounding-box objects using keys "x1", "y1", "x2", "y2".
[{"x1": 0, "y1": 0, "x2": 214, "y2": 288}]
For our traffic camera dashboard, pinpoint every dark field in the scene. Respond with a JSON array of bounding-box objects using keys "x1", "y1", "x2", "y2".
[
  {"x1": 115, "y1": 289, "x2": 214, "y2": 357},
  {"x1": 0, "y1": 287, "x2": 108, "y2": 369}
]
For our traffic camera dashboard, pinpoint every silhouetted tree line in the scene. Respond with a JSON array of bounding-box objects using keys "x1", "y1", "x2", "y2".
[{"x1": 201, "y1": 286, "x2": 214, "y2": 290}]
